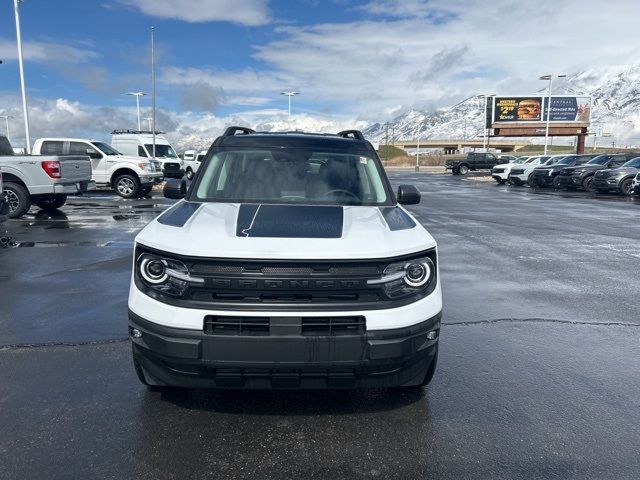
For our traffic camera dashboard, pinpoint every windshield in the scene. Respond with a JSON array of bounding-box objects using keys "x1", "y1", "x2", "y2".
[
  {"x1": 525, "y1": 156, "x2": 539, "y2": 163},
  {"x1": 544, "y1": 156, "x2": 564, "y2": 165},
  {"x1": 193, "y1": 148, "x2": 391, "y2": 206},
  {"x1": 92, "y1": 142, "x2": 121, "y2": 156},
  {"x1": 587, "y1": 155, "x2": 611, "y2": 165},
  {"x1": 622, "y1": 157, "x2": 640, "y2": 168},
  {"x1": 513, "y1": 157, "x2": 528, "y2": 164},
  {"x1": 144, "y1": 144, "x2": 178, "y2": 158},
  {"x1": 557, "y1": 156, "x2": 578, "y2": 165}
]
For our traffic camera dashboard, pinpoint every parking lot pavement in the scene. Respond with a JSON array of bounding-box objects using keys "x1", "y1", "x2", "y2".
[{"x1": 1, "y1": 175, "x2": 639, "y2": 479}]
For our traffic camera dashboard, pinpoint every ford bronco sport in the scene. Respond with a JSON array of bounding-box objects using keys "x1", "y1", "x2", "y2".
[{"x1": 128, "y1": 127, "x2": 442, "y2": 389}]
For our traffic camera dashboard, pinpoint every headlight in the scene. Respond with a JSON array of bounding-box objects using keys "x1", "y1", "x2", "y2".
[
  {"x1": 368, "y1": 255, "x2": 436, "y2": 299},
  {"x1": 136, "y1": 253, "x2": 204, "y2": 297}
]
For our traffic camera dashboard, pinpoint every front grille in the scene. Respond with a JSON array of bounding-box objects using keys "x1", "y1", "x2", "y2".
[
  {"x1": 204, "y1": 316, "x2": 270, "y2": 335},
  {"x1": 511, "y1": 169, "x2": 525, "y2": 175},
  {"x1": 135, "y1": 245, "x2": 438, "y2": 311},
  {"x1": 595, "y1": 171, "x2": 610, "y2": 179},
  {"x1": 163, "y1": 163, "x2": 181, "y2": 170},
  {"x1": 493, "y1": 168, "x2": 505, "y2": 173}
]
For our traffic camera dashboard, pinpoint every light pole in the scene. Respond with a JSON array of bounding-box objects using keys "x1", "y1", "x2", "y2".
[
  {"x1": 14, "y1": 0, "x2": 31, "y2": 153},
  {"x1": 0, "y1": 115, "x2": 11, "y2": 141},
  {"x1": 415, "y1": 133, "x2": 421, "y2": 172},
  {"x1": 478, "y1": 94, "x2": 495, "y2": 152},
  {"x1": 280, "y1": 91, "x2": 299, "y2": 119},
  {"x1": 539, "y1": 74, "x2": 566, "y2": 155},
  {"x1": 126, "y1": 92, "x2": 146, "y2": 130}
]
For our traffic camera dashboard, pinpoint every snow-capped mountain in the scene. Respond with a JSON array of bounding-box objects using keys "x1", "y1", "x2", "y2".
[{"x1": 363, "y1": 64, "x2": 640, "y2": 146}]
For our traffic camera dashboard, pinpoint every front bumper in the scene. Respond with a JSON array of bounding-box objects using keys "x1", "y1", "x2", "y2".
[
  {"x1": 508, "y1": 173, "x2": 528, "y2": 185},
  {"x1": 0, "y1": 198, "x2": 9, "y2": 223},
  {"x1": 633, "y1": 180, "x2": 640, "y2": 194},
  {"x1": 140, "y1": 174, "x2": 164, "y2": 185},
  {"x1": 162, "y1": 169, "x2": 184, "y2": 179},
  {"x1": 593, "y1": 178, "x2": 619, "y2": 191},
  {"x1": 130, "y1": 309, "x2": 441, "y2": 389},
  {"x1": 556, "y1": 175, "x2": 582, "y2": 188},
  {"x1": 491, "y1": 169, "x2": 509, "y2": 181},
  {"x1": 529, "y1": 173, "x2": 555, "y2": 186}
]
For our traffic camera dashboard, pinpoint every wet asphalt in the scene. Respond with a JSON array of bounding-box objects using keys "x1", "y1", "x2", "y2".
[{"x1": 1, "y1": 173, "x2": 639, "y2": 479}]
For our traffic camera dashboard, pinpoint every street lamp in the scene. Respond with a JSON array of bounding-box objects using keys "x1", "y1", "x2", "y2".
[
  {"x1": 477, "y1": 94, "x2": 495, "y2": 152},
  {"x1": 280, "y1": 91, "x2": 299, "y2": 119},
  {"x1": 539, "y1": 74, "x2": 566, "y2": 155},
  {"x1": 14, "y1": 0, "x2": 31, "y2": 153},
  {"x1": 0, "y1": 115, "x2": 11, "y2": 141},
  {"x1": 126, "y1": 92, "x2": 146, "y2": 130}
]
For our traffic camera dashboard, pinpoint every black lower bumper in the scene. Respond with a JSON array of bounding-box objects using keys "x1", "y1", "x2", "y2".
[
  {"x1": 129, "y1": 310, "x2": 441, "y2": 389},
  {"x1": 529, "y1": 174, "x2": 553, "y2": 186},
  {"x1": 162, "y1": 169, "x2": 184, "y2": 179},
  {"x1": 592, "y1": 179, "x2": 618, "y2": 191},
  {"x1": 556, "y1": 175, "x2": 581, "y2": 188}
]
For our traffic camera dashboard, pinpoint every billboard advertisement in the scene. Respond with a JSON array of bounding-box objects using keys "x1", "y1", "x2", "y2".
[{"x1": 492, "y1": 96, "x2": 591, "y2": 123}]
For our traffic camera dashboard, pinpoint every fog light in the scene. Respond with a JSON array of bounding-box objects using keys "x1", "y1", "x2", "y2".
[
  {"x1": 426, "y1": 330, "x2": 438, "y2": 340},
  {"x1": 131, "y1": 328, "x2": 142, "y2": 339}
]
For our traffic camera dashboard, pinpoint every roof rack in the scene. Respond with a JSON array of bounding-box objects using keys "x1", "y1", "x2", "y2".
[
  {"x1": 222, "y1": 126, "x2": 256, "y2": 137},
  {"x1": 337, "y1": 130, "x2": 365, "y2": 141},
  {"x1": 111, "y1": 129, "x2": 166, "y2": 135}
]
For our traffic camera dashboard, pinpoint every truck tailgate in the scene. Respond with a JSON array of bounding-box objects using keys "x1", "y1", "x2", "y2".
[{"x1": 59, "y1": 155, "x2": 92, "y2": 182}]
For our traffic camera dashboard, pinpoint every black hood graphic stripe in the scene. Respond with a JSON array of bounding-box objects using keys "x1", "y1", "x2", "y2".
[
  {"x1": 379, "y1": 207, "x2": 416, "y2": 231},
  {"x1": 236, "y1": 204, "x2": 343, "y2": 238},
  {"x1": 157, "y1": 201, "x2": 200, "y2": 227}
]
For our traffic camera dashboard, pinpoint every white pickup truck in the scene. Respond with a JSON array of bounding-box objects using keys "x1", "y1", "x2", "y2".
[
  {"x1": 0, "y1": 135, "x2": 93, "y2": 218},
  {"x1": 183, "y1": 149, "x2": 207, "y2": 180},
  {"x1": 33, "y1": 138, "x2": 164, "y2": 199}
]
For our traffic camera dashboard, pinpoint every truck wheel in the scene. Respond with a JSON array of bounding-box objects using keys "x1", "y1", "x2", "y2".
[
  {"x1": 34, "y1": 194, "x2": 67, "y2": 212},
  {"x1": 619, "y1": 178, "x2": 633, "y2": 196},
  {"x1": 527, "y1": 176, "x2": 537, "y2": 187},
  {"x1": 140, "y1": 186, "x2": 153, "y2": 197},
  {"x1": 115, "y1": 174, "x2": 141, "y2": 199},
  {"x1": 552, "y1": 177, "x2": 562, "y2": 189},
  {"x1": 582, "y1": 175, "x2": 595, "y2": 192},
  {"x1": 451, "y1": 167, "x2": 460, "y2": 175},
  {"x1": 185, "y1": 168, "x2": 194, "y2": 180},
  {"x1": 3, "y1": 182, "x2": 31, "y2": 219},
  {"x1": 458, "y1": 165, "x2": 469, "y2": 175}
]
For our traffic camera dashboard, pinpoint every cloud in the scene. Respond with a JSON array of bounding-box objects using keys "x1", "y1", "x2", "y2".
[
  {"x1": 0, "y1": 38, "x2": 99, "y2": 64},
  {"x1": 119, "y1": 0, "x2": 270, "y2": 25},
  {"x1": 178, "y1": 82, "x2": 226, "y2": 111}
]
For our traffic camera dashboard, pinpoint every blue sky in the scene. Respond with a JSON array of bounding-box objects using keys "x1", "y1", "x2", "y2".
[{"x1": 1, "y1": 0, "x2": 640, "y2": 149}]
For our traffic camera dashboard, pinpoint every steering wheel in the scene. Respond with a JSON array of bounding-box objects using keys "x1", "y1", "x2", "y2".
[{"x1": 322, "y1": 189, "x2": 361, "y2": 200}]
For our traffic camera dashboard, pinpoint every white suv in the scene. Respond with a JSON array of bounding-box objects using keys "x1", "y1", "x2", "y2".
[
  {"x1": 491, "y1": 156, "x2": 532, "y2": 184},
  {"x1": 128, "y1": 127, "x2": 442, "y2": 390},
  {"x1": 33, "y1": 138, "x2": 163, "y2": 198}
]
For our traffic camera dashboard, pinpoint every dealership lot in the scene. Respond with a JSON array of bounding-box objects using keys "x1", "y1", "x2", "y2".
[{"x1": 1, "y1": 173, "x2": 639, "y2": 479}]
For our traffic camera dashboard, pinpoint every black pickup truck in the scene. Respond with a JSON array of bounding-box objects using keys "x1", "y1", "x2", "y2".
[{"x1": 445, "y1": 152, "x2": 509, "y2": 175}]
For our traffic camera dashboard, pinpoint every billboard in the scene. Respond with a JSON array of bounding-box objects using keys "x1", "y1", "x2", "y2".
[{"x1": 492, "y1": 96, "x2": 591, "y2": 123}]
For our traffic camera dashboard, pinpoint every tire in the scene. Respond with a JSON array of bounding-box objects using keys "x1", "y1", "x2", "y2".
[
  {"x1": 140, "y1": 186, "x2": 153, "y2": 196},
  {"x1": 34, "y1": 194, "x2": 67, "y2": 212},
  {"x1": 114, "y1": 174, "x2": 141, "y2": 199},
  {"x1": 582, "y1": 175, "x2": 595, "y2": 192},
  {"x1": 3, "y1": 182, "x2": 31, "y2": 219},
  {"x1": 452, "y1": 167, "x2": 460, "y2": 175},
  {"x1": 552, "y1": 176, "x2": 563, "y2": 189},
  {"x1": 458, "y1": 165, "x2": 470, "y2": 175},
  {"x1": 527, "y1": 176, "x2": 537, "y2": 187},
  {"x1": 619, "y1": 178, "x2": 634, "y2": 196},
  {"x1": 185, "y1": 168, "x2": 194, "y2": 180}
]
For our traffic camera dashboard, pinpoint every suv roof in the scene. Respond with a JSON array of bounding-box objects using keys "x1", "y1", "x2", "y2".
[{"x1": 212, "y1": 126, "x2": 375, "y2": 151}]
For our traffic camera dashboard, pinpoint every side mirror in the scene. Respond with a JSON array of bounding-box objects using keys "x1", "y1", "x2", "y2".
[
  {"x1": 164, "y1": 179, "x2": 187, "y2": 199},
  {"x1": 86, "y1": 148, "x2": 101, "y2": 159},
  {"x1": 397, "y1": 185, "x2": 421, "y2": 205}
]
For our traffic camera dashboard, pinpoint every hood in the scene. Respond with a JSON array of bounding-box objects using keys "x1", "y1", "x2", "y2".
[
  {"x1": 136, "y1": 202, "x2": 436, "y2": 260},
  {"x1": 113, "y1": 154, "x2": 154, "y2": 164},
  {"x1": 608, "y1": 166, "x2": 638, "y2": 175}
]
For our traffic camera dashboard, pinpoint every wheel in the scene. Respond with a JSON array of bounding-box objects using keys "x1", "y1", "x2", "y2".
[
  {"x1": 140, "y1": 186, "x2": 153, "y2": 196},
  {"x1": 527, "y1": 176, "x2": 537, "y2": 187},
  {"x1": 185, "y1": 168, "x2": 194, "y2": 180},
  {"x1": 452, "y1": 167, "x2": 460, "y2": 175},
  {"x1": 3, "y1": 182, "x2": 31, "y2": 218},
  {"x1": 458, "y1": 165, "x2": 469, "y2": 175},
  {"x1": 582, "y1": 175, "x2": 595, "y2": 192},
  {"x1": 619, "y1": 178, "x2": 634, "y2": 196},
  {"x1": 552, "y1": 176, "x2": 563, "y2": 189},
  {"x1": 33, "y1": 194, "x2": 67, "y2": 212},
  {"x1": 114, "y1": 174, "x2": 141, "y2": 199}
]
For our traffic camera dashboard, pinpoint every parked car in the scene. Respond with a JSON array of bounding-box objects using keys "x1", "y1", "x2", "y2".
[
  {"x1": 593, "y1": 157, "x2": 640, "y2": 195},
  {"x1": 0, "y1": 135, "x2": 93, "y2": 218},
  {"x1": 182, "y1": 150, "x2": 196, "y2": 162},
  {"x1": 33, "y1": 138, "x2": 164, "y2": 199},
  {"x1": 445, "y1": 152, "x2": 508, "y2": 175},
  {"x1": 491, "y1": 156, "x2": 532, "y2": 184},
  {"x1": 128, "y1": 127, "x2": 442, "y2": 390},
  {"x1": 633, "y1": 172, "x2": 640, "y2": 195},
  {"x1": 0, "y1": 168, "x2": 9, "y2": 223},
  {"x1": 528, "y1": 154, "x2": 599, "y2": 188},
  {"x1": 507, "y1": 155, "x2": 560, "y2": 185},
  {"x1": 555, "y1": 154, "x2": 638, "y2": 192},
  {"x1": 183, "y1": 150, "x2": 207, "y2": 180},
  {"x1": 111, "y1": 130, "x2": 184, "y2": 179}
]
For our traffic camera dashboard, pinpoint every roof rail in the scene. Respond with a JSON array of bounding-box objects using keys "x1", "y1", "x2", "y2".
[
  {"x1": 337, "y1": 130, "x2": 365, "y2": 141},
  {"x1": 223, "y1": 126, "x2": 256, "y2": 137},
  {"x1": 111, "y1": 129, "x2": 165, "y2": 135}
]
